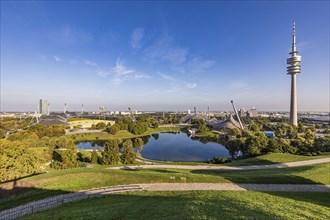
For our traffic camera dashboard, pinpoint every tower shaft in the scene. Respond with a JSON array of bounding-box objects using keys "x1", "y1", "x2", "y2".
[
  {"x1": 287, "y1": 22, "x2": 301, "y2": 126},
  {"x1": 290, "y1": 74, "x2": 297, "y2": 125}
]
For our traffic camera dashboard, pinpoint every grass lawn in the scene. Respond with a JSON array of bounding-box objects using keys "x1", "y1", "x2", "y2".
[
  {"x1": 226, "y1": 152, "x2": 330, "y2": 166},
  {"x1": 161, "y1": 153, "x2": 330, "y2": 166},
  {"x1": 69, "y1": 119, "x2": 114, "y2": 128},
  {"x1": 70, "y1": 126, "x2": 181, "y2": 141},
  {"x1": 1, "y1": 162, "x2": 329, "y2": 211},
  {"x1": 18, "y1": 191, "x2": 330, "y2": 220}
]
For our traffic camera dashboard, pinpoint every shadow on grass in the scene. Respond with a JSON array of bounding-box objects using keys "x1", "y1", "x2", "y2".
[
  {"x1": 18, "y1": 192, "x2": 330, "y2": 220},
  {"x1": 191, "y1": 160, "x2": 330, "y2": 208},
  {"x1": 225, "y1": 157, "x2": 283, "y2": 166},
  {"x1": 191, "y1": 166, "x2": 320, "y2": 184},
  {"x1": 126, "y1": 169, "x2": 182, "y2": 174},
  {"x1": 266, "y1": 191, "x2": 330, "y2": 208},
  {"x1": 0, "y1": 186, "x2": 70, "y2": 212}
]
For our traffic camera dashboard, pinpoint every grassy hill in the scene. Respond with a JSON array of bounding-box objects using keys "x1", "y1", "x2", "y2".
[
  {"x1": 19, "y1": 191, "x2": 330, "y2": 220},
  {"x1": 226, "y1": 153, "x2": 330, "y2": 166},
  {"x1": 1, "y1": 162, "x2": 329, "y2": 211}
]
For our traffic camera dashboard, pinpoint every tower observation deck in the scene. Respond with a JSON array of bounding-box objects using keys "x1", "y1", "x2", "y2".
[{"x1": 287, "y1": 22, "x2": 301, "y2": 126}]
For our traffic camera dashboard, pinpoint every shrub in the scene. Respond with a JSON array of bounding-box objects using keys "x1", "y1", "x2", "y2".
[{"x1": 211, "y1": 157, "x2": 228, "y2": 164}]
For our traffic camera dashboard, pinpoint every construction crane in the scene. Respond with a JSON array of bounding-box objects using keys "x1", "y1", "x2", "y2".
[{"x1": 231, "y1": 100, "x2": 244, "y2": 130}]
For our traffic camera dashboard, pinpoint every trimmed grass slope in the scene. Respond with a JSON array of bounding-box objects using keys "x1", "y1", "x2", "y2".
[
  {"x1": 226, "y1": 153, "x2": 330, "y2": 166},
  {"x1": 19, "y1": 191, "x2": 330, "y2": 220},
  {"x1": 1, "y1": 163, "x2": 329, "y2": 211}
]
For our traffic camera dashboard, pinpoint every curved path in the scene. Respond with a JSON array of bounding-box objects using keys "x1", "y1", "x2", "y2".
[{"x1": 109, "y1": 158, "x2": 330, "y2": 170}]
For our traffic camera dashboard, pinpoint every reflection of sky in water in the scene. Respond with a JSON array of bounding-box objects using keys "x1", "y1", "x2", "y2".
[
  {"x1": 76, "y1": 142, "x2": 104, "y2": 150},
  {"x1": 141, "y1": 133, "x2": 230, "y2": 162},
  {"x1": 76, "y1": 132, "x2": 230, "y2": 162}
]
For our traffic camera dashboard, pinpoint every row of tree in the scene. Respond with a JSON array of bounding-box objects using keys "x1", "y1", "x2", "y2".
[
  {"x1": 221, "y1": 120, "x2": 330, "y2": 157},
  {"x1": 91, "y1": 137, "x2": 144, "y2": 165},
  {"x1": 104, "y1": 118, "x2": 150, "y2": 135}
]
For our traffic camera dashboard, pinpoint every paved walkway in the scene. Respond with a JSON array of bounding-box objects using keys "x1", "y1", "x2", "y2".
[
  {"x1": 140, "y1": 183, "x2": 330, "y2": 192},
  {"x1": 109, "y1": 158, "x2": 330, "y2": 170}
]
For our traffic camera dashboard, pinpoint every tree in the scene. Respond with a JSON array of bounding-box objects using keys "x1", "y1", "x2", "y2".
[
  {"x1": 0, "y1": 139, "x2": 40, "y2": 182},
  {"x1": 315, "y1": 137, "x2": 330, "y2": 152},
  {"x1": 287, "y1": 126, "x2": 298, "y2": 139},
  {"x1": 250, "y1": 124, "x2": 260, "y2": 132},
  {"x1": 298, "y1": 122, "x2": 305, "y2": 133},
  {"x1": 96, "y1": 122, "x2": 106, "y2": 130},
  {"x1": 227, "y1": 138, "x2": 245, "y2": 158},
  {"x1": 109, "y1": 124, "x2": 120, "y2": 135},
  {"x1": 153, "y1": 121, "x2": 159, "y2": 129},
  {"x1": 91, "y1": 150, "x2": 99, "y2": 164},
  {"x1": 244, "y1": 133, "x2": 268, "y2": 156},
  {"x1": 102, "y1": 139, "x2": 120, "y2": 165},
  {"x1": 0, "y1": 129, "x2": 6, "y2": 138},
  {"x1": 120, "y1": 139, "x2": 136, "y2": 164},
  {"x1": 231, "y1": 128, "x2": 242, "y2": 138},
  {"x1": 51, "y1": 138, "x2": 78, "y2": 169},
  {"x1": 133, "y1": 138, "x2": 144, "y2": 152}
]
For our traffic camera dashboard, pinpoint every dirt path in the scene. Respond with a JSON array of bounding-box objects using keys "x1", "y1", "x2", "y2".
[{"x1": 110, "y1": 158, "x2": 330, "y2": 170}]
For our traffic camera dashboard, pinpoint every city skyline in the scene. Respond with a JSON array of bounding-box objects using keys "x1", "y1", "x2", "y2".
[{"x1": 1, "y1": 1, "x2": 329, "y2": 112}]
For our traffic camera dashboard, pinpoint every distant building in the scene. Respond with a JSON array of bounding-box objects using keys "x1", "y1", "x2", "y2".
[
  {"x1": 208, "y1": 115, "x2": 242, "y2": 130},
  {"x1": 99, "y1": 106, "x2": 106, "y2": 113},
  {"x1": 239, "y1": 108, "x2": 246, "y2": 117},
  {"x1": 188, "y1": 109, "x2": 191, "y2": 115},
  {"x1": 39, "y1": 99, "x2": 48, "y2": 115},
  {"x1": 120, "y1": 111, "x2": 131, "y2": 116},
  {"x1": 247, "y1": 107, "x2": 258, "y2": 117}
]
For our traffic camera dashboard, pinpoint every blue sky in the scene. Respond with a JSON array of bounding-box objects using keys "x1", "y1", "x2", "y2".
[{"x1": 1, "y1": 1, "x2": 329, "y2": 112}]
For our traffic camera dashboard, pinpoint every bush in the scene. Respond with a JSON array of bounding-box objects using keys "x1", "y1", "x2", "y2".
[
  {"x1": 91, "y1": 150, "x2": 99, "y2": 164},
  {"x1": 211, "y1": 157, "x2": 228, "y2": 164}
]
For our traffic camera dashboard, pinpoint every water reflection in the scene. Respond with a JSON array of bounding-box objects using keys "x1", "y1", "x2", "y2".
[{"x1": 76, "y1": 132, "x2": 230, "y2": 162}]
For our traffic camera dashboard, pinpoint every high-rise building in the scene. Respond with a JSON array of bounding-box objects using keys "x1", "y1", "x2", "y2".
[
  {"x1": 99, "y1": 105, "x2": 106, "y2": 113},
  {"x1": 287, "y1": 22, "x2": 301, "y2": 126},
  {"x1": 64, "y1": 103, "x2": 67, "y2": 113},
  {"x1": 39, "y1": 99, "x2": 48, "y2": 115}
]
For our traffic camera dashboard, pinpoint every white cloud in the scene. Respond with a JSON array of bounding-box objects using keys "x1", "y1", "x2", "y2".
[
  {"x1": 113, "y1": 58, "x2": 135, "y2": 76},
  {"x1": 157, "y1": 72, "x2": 197, "y2": 93},
  {"x1": 186, "y1": 57, "x2": 215, "y2": 72},
  {"x1": 97, "y1": 57, "x2": 150, "y2": 85},
  {"x1": 144, "y1": 33, "x2": 188, "y2": 65},
  {"x1": 158, "y1": 72, "x2": 175, "y2": 82},
  {"x1": 97, "y1": 71, "x2": 110, "y2": 77},
  {"x1": 131, "y1": 27, "x2": 144, "y2": 49},
  {"x1": 226, "y1": 80, "x2": 254, "y2": 91},
  {"x1": 184, "y1": 82, "x2": 197, "y2": 89},
  {"x1": 84, "y1": 60, "x2": 97, "y2": 66},
  {"x1": 54, "y1": 56, "x2": 63, "y2": 62}
]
